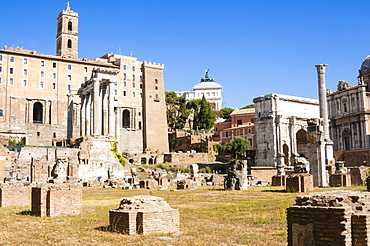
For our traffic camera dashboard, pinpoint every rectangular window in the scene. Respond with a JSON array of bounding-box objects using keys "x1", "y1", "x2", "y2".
[
  {"x1": 40, "y1": 71, "x2": 44, "y2": 78},
  {"x1": 67, "y1": 64, "x2": 72, "y2": 70},
  {"x1": 114, "y1": 89, "x2": 117, "y2": 96},
  {"x1": 9, "y1": 78, "x2": 14, "y2": 86},
  {"x1": 52, "y1": 62, "x2": 57, "y2": 68},
  {"x1": 0, "y1": 109, "x2": 3, "y2": 117},
  {"x1": 68, "y1": 75, "x2": 72, "y2": 81},
  {"x1": 67, "y1": 84, "x2": 71, "y2": 90},
  {"x1": 0, "y1": 55, "x2": 2, "y2": 61},
  {"x1": 84, "y1": 67, "x2": 88, "y2": 73},
  {"x1": 23, "y1": 69, "x2": 28, "y2": 76},
  {"x1": 132, "y1": 75, "x2": 135, "y2": 81},
  {"x1": 40, "y1": 81, "x2": 44, "y2": 89},
  {"x1": 237, "y1": 120, "x2": 242, "y2": 125},
  {"x1": 23, "y1": 79, "x2": 27, "y2": 87},
  {"x1": 123, "y1": 73, "x2": 126, "y2": 79},
  {"x1": 52, "y1": 82, "x2": 56, "y2": 90},
  {"x1": 52, "y1": 72, "x2": 57, "y2": 79},
  {"x1": 84, "y1": 76, "x2": 87, "y2": 82},
  {"x1": 9, "y1": 68, "x2": 14, "y2": 74},
  {"x1": 123, "y1": 81, "x2": 126, "y2": 87},
  {"x1": 132, "y1": 91, "x2": 136, "y2": 97},
  {"x1": 123, "y1": 90, "x2": 127, "y2": 96},
  {"x1": 132, "y1": 66, "x2": 135, "y2": 72},
  {"x1": 23, "y1": 58, "x2": 28, "y2": 65},
  {"x1": 0, "y1": 77, "x2": 2, "y2": 84},
  {"x1": 132, "y1": 82, "x2": 136, "y2": 88},
  {"x1": 123, "y1": 65, "x2": 126, "y2": 70},
  {"x1": 40, "y1": 60, "x2": 45, "y2": 66},
  {"x1": 225, "y1": 132, "x2": 229, "y2": 138},
  {"x1": 0, "y1": 66, "x2": 2, "y2": 73},
  {"x1": 10, "y1": 56, "x2": 14, "y2": 62}
]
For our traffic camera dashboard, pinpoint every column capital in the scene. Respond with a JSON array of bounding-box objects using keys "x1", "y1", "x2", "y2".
[{"x1": 315, "y1": 64, "x2": 328, "y2": 74}]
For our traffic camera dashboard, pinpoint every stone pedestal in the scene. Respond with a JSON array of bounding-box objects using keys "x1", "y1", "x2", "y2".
[
  {"x1": 287, "y1": 191, "x2": 370, "y2": 246},
  {"x1": 286, "y1": 173, "x2": 313, "y2": 193},
  {"x1": 31, "y1": 183, "x2": 82, "y2": 217},
  {"x1": 109, "y1": 195, "x2": 179, "y2": 235},
  {"x1": 329, "y1": 174, "x2": 351, "y2": 187},
  {"x1": 271, "y1": 175, "x2": 286, "y2": 186}
]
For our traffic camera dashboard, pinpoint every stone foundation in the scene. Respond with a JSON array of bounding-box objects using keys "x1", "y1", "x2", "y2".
[
  {"x1": 271, "y1": 175, "x2": 286, "y2": 186},
  {"x1": 287, "y1": 191, "x2": 370, "y2": 246},
  {"x1": 109, "y1": 195, "x2": 180, "y2": 235},
  {"x1": 31, "y1": 183, "x2": 82, "y2": 217},
  {"x1": 177, "y1": 179, "x2": 197, "y2": 189},
  {"x1": 139, "y1": 179, "x2": 155, "y2": 189},
  {"x1": 329, "y1": 174, "x2": 351, "y2": 187},
  {"x1": 0, "y1": 183, "x2": 30, "y2": 207},
  {"x1": 155, "y1": 177, "x2": 169, "y2": 186},
  {"x1": 286, "y1": 173, "x2": 313, "y2": 193}
]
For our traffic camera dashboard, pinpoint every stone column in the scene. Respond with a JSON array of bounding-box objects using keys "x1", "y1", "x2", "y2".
[
  {"x1": 102, "y1": 85, "x2": 108, "y2": 135},
  {"x1": 80, "y1": 94, "x2": 86, "y2": 136},
  {"x1": 93, "y1": 78, "x2": 101, "y2": 136},
  {"x1": 85, "y1": 93, "x2": 91, "y2": 136},
  {"x1": 316, "y1": 64, "x2": 330, "y2": 140},
  {"x1": 108, "y1": 81, "x2": 115, "y2": 136}
]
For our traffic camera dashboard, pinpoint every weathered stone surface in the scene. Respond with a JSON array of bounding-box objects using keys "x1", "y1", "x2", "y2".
[
  {"x1": 177, "y1": 179, "x2": 197, "y2": 189},
  {"x1": 109, "y1": 195, "x2": 179, "y2": 235},
  {"x1": 329, "y1": 173, "x2": 351, "y2": 187},
  {"x1": 0, "y1": 183, "x2": 30, "y2": 207},
  {"x1": 31, "y1": 183, "x2": 82, "y2": 217},
  {"x1": 287, "y1": 191, "x2": 370, "y2": 246},
  {"x1": 224, "y1": 160, "x2": 248, "y2": 190},
  {"x1": 286, "y1": 173, "x2": 313, "y2": 193},
  {"x1": 271, "y1": 175, "x2": 286, "y2": 186}
]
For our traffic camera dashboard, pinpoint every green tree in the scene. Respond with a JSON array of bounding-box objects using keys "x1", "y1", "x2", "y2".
[
  {"x1": 165, "y1": 91, "x2": 190, "y2": 130},
  {"x1": 225, "y1": 137, "x2": 251, "y2": 159},
  {"x1": 218, "y1": 107, "x2": 234, "y2": 119},
  {"x1": 241, "y1": 104, "x2": 255, "y2": 109},
  {"x1": 187, "y1": 96, "x2": 216, "y2": 131}
]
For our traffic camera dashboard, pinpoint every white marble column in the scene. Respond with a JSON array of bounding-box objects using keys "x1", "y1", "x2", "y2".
[
  {"x1": 102, "y1": 84, "x2": 108, "y2": 135},
  {"x1": 93, "y1": 78, "x2": 101, "y2": 136},
  {"x1": 108, "y1": 81, "x2": 115, "y2": 136},
  {"x1": 80, "y1": 94, "x2": 86, "y2": 136}
]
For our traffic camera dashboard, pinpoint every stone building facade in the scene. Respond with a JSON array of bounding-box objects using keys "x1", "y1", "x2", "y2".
[
  {"x1": 327, "y1": 56, "x2": 370, "y2": 151},
  {"x1": 253, "y1": 93, "x2": 320, "y2": 168},
  {"x1": 0, "y1": 4, "x2": 168, "y2": 154},
  {"x1": 175, "y1": 70, "x2": 223, "y2": 110}
]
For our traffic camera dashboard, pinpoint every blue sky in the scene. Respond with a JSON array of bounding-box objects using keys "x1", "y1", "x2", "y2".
[{"x1": 0, "y1": 1, "x2": 368, "y2": 108}]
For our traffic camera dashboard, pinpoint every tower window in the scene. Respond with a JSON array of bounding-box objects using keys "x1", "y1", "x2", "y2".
[
  {"x1": 132, "y1": 91, "x2": 136, "y2": 98},
  {"x1": 84, "y1": 67, "x2": 88, "y2": 73},
  {"x1": 84, "y1": 76, "x2": 88, "y2": 82},
  {"x1": 23, "y1": 79, "x2": 27, "y2": 87},
  {"x1": 0, "y1": 55, "x2": 2, "y2": 61},
  {"x1": 68, "y1": 21, "x2": 72, "y2": 31},
  {"x1": 10, "y1": 56, "x2": 14, "y2": 63},
  {"x1": 40, "y1": 71, "x2": 44, "y2": 78},
  {"x1": 53, "y1": 62, "x2": 57, "y2": 68},
  {"x1": 9, "y1": 68, "x2": 14, "y2": 74},
  {"x1": 23, "y1": 58, "x2": 28, "y2": 65},
  {"x1": 0, "y1": 66, "x2": 2, "y2": 73},
  {"x1": 114, "y1": 90, "x2": 117, "y2": 96},
  {"x1": 155, "y1": 79, "x2": 158, "y2": 84},
  {"x1": 40, "y1": 61, "x2": 44, "y2": 66},
  {"x1": 132, "y1": 66, "x2": 135, "y2": 72},
  {"x1": 9, "y1": 78, "x2": 14, "y2": 86},
  {"x1": 52, "y1": 82, "x2": 56, "y2": 90},
  {"x1": 53, "y1": 73, "x2": 57, "y2": 79},
  {"x1": 0, "y1": 109, "x2": 3, "y2": 117},
  {"x1": 123, "y1": 90, "x2": 127, "y2": 96},
  {"x1": 67, "y1": 64, "x2": 72, "y2": 70},
  {"x1": 123, "y1": 73, "x2": 126, "y2": 80},
  {"x1": 39, "y1": 81, "x2": 44, "y2": 89},
  {"x1": 123, "y1": 65, "x2": 126, "y2": 70},
  {"x1": 33, "y1": 102, "x2": 43, "y2": 124},
  {"x1": 0, "y1": 77, "x2": 2, "y2": 84},
  {"x1": 24, "y1": 69, "x2": 28, "y2": 76},
  {"x1": 132, "y1": 75, "x2": 135, "y2": 81},
  {"x1": 67, "y1": 39, "x2": 72, "y2": 49},
  {"x1": 68, "y1": 75, "x2": 72, "y2": 81},
  {"x1": 132, "y1": 82, "x2": 136, "y2": 88},
  {"x1": 67, "y1": 84, "x2": 72, "y2": 90}
]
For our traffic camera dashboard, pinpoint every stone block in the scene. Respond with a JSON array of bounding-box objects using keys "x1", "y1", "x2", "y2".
[
  {"x1": 329, "y1": 174, "x2": 351, "y2": 187},
  {"x1": 31, "y1": 183, "x2": 82, "y2": 217},
  {"x1": 287, "y1": 191, "x2": 370, "y2": 246},
  {"x1": 286, "y1": 173, "x2": 313, "y2": 193},
  {"x1": 109, "y1": 195, "x2": 180, "y2": 235},
  {"x1": 271, "y1": 175, "x2": 286, "y2": 186},
  {"x1": 0, "y1": 183, "x2": 30, "y2": 207}
]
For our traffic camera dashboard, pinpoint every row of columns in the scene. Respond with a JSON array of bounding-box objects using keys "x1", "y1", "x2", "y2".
[{"x1": 80, "y1": 78, "x2": 115, "y2": 137}]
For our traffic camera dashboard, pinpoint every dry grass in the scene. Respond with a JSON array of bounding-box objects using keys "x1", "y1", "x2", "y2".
[{"x1": 0, "y1": 185, "x2": 364, "y2": 246}]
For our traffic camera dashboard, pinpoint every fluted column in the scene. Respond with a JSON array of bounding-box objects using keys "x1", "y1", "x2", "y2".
[
  {"x1": 108, "y1": 81, "x2": 115, "y2": 136},
  {"x1": 93, "y1": 78, "x2": 101, "y2": 136}
]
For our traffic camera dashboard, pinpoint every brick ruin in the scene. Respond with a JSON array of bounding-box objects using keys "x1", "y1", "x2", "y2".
[
  {"x1": 286, "y1": 173, "x2": 314, "y2": 193},
  {"x1": 31, "y1": 183, "x2": 82, "y2": 217},
  {"x1": 0, "y1": 182, "x2": 30, "y2": 207},
  {"x1": 287, "y1": 191, "x2": 370, "y2": 246},
  {"x1": 109, "y1": 195, "x2": 180, "y2": 235}
]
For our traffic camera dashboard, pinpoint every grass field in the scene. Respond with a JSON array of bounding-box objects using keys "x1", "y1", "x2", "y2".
[{"x1": 0, "y1": 185, "x2": 364, "y2": 246}]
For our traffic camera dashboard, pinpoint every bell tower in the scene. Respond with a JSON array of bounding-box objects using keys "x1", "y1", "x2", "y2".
[{"x1": 56, "y1": 2, "x2": 79, "y2": 59}]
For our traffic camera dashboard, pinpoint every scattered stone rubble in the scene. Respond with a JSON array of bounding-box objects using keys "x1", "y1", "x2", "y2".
[
  {"x1": 109, "y1": 195, "x2": 180, "y2": 235},
  {"x1": 287, "y1": 191, "x2": 370, "y2": 246}
]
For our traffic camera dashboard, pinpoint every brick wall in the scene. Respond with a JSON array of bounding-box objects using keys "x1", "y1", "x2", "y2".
[
  {"x1": 287, "y1": 191, "x2": 370, "y2": 246},
  {"x1": 329, "y1": 174, "x2": 351, "y2": 187},
  {"x1": 0, "y1": 183, "x2": 30, "y2": 207},
  {"x1": 31, "y1": 184, "x2": 82, "y2": 217},
  {"x1": 109, "y1": 195, "x2": 180, "y2": 235},
  {"x1": 286, "y1": 173, "x2": 313, "y2": 193}
]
